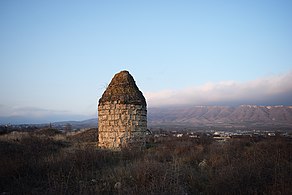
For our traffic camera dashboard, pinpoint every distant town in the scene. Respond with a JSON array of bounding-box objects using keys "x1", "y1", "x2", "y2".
[{"x1": 1, "y1": 122, "x2": 292, "y2": 142}]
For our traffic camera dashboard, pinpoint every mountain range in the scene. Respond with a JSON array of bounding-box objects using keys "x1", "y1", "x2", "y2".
[
  {"x1": 148, "y1": 105, "x2": 292, "y2": 130},
  {"x1": 1, "y1": 105, "x2": 292, "y2": 130}
]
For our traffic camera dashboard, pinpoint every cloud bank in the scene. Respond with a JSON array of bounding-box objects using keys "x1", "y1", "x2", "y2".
[
  {"x1": 0, "y1": 105, "x2": 91, "y2": 124},
  {"x1": 1, "y1": 71, "x2": 291, "y2": 124},
  {"x1": 145, "y1": 71, "x2": 292, "y2": 107}
]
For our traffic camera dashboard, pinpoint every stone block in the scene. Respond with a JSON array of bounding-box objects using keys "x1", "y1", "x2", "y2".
[{"x1": 97, "y1": 71, "x2": 147, "y2": 149}]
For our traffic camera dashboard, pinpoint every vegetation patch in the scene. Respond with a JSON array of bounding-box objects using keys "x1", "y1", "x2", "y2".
[{"x1": 0, "y1": 128, "x2": 291, "y2": 194}]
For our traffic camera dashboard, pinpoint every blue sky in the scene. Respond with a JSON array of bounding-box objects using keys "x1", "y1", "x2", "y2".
[{"x1": 0, "y1": 0, "x2": 292, "y2": 123}]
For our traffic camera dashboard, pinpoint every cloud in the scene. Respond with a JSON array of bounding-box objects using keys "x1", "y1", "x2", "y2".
[
  {"x1": 145, "y1": 71, "x2": 292, "y2": 107},
  {"x1": 0, "y1": 105, "x2": 66, "y2": 117},
  {"x1": 0, "y1": 105, "x2": 91, "y2": 124}
]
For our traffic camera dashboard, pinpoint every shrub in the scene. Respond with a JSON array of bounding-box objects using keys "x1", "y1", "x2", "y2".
[{"x1": 0, "y1": 132, "x2": 291, "y2": 194}]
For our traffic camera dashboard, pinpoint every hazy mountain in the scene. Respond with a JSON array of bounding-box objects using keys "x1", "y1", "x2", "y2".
[
  {"x1": 0, "y1": 114, "x2": 93, "y2": 125},
  {"x1": 2, "y1": 105, "x2": 292, "y2": 130},
  {"x1": 76, "y1": 105, "x2": 292, "y2": 130},
  {"x1": 148, "y1": 105, "x2": 292, "y2": 129},
  {"x1": 52, "y1": 118, "x2": 97, "y2": 129}
]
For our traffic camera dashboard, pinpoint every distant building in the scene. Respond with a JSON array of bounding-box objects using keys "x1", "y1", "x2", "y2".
[{"x1": 98, "y1": 70, "x2": 147, "y2": 149}]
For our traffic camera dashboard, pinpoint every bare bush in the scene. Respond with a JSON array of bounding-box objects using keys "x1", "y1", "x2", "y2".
[{"x1": 0, "y1": 131, "x2": 291, "y2": 194}]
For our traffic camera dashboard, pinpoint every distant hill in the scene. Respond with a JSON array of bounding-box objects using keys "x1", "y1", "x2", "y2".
[
  {"x1": 52, "y1": 118, "x2": 97, "y2": 130},
  {"x1": 67, "y1": 105, "x2": 292, "y2": 130},
  {"x1": 148, "y1": 105, "x2": 292, "y2": 130},
  {"x1": 2, "y1": 105, "x2": 292, "y2": 131}
]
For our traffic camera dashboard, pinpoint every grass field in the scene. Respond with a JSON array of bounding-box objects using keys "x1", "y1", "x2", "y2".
[{"x1": 0, "y1": 128, "x2": 291, "y2": 194}]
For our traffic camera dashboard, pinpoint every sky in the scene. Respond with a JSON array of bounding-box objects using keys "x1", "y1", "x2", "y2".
[{"x1": 0, "y1": 0, "x2": 292, "y2": 123}]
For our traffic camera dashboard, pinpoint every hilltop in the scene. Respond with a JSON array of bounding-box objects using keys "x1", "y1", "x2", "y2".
[
  {"x1": 148, "y1": 105, "x2": 292, "y2": 130},
  {"x1": 1, "y1": 105, "x2": 292, "y2": 131}
]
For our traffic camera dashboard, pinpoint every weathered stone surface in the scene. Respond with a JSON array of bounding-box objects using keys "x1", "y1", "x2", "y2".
[
  {"x1": 99, "y1": 70, "x2": 146, "y2": 106},
  {"x1": 98, "y1": 70, "x2": 147, "y2": 149}
]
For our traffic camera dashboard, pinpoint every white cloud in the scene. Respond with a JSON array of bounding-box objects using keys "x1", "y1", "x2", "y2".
[
  {"x1": 0, "y1": 105, "x2": 66, "y2": 118},
  {"x1": 0, "y1": 105, "x2": 92, "y2": 124},
  {"x1": 145, "y1": 71, "x2": 292, "y2": 107}
]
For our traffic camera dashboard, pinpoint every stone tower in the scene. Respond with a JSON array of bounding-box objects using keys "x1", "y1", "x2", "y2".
[{"x1": 98, "y1": 70, "x2": 147, "y2": 149}]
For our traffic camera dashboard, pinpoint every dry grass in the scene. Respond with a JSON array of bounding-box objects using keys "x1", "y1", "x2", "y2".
[{"x1": 0, "y1": 128, "x2": 291, "y2": 194}]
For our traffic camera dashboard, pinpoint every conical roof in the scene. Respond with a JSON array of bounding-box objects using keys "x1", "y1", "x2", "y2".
[{"x1": 98, "y1": 70, "x2": 146, "y2": 106}]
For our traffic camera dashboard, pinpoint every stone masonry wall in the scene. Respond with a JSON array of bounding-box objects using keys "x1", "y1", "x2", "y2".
[{"x1": 98, "y1": 102, "x2": 147, "y2": 149}]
